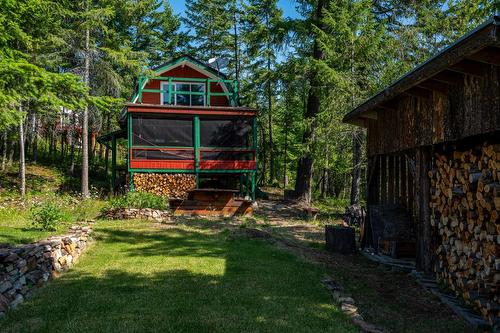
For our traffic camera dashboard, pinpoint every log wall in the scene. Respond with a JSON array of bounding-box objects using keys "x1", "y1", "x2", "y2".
[{"x1": 366, "y1": 65, "x2": 500, "y2": 157}]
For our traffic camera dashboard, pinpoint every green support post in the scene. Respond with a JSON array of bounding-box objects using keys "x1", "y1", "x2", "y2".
[
  {"x1": 194, "y1": 116, "x2": 200, "y2": 188},
  {"x1": 127, "y1": 112, "x2": 133, "y2": 192},
  {"x1": 239, "y1": 173, "x2": 243, "y2": 196},
  {"x1": 111, "y1": 135, "x2": 117, "y2": 193},
  {"x1": 252, "y1": 117, "x2": 258, "y2": 201},
  {"x1": 251, "y1": 171, "x2": 256, "y2": 202},
  {"x1": 206, "y1": 79, "x2": 211, "y2": 106},
  {"x1": 246, "y1": 172, "x2": 251, "y2": 198},
  {"x1": 168, "y1": 78, "x2": 173, "y2": 104}
]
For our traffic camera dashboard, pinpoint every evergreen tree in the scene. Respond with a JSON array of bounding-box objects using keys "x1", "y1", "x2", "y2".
[
  {"x1": 183, "y1": 0, "x2": 234, "y2": 65},
  {"x1": 241, "y1": 0, "x2": 284, "y2": 185}
]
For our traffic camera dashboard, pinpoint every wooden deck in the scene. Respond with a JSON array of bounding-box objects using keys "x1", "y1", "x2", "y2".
[{"x1": 169, "y1": 189, "x2": 253, "y2": 217}]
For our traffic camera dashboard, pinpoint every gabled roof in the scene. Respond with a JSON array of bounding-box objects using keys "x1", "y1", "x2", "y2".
[
  {"x1": 343, "y1": 16, "x2": 500, "y2": 126},
  {"x1": 151, "y1": 54, "x2": 228, "y2": 79},
  {"x1": 129, "y1": 55, "x2": 233, "y2": 105}
]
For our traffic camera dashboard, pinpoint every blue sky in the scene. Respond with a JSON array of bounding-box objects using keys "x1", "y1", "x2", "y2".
[{"x1": 170, "y1": 0, "x2": 300, "y2": 19}]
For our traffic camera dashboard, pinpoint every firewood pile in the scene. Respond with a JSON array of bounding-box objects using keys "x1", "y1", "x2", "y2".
[
  {"x1": 429, "y1": 144, "x2": 500, "y2": 325},
  {"x1": 133, "y1": 173, "x2": 196, "y2": 199}
]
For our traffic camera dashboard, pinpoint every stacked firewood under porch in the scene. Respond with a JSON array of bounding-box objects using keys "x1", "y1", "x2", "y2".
[
  {"x1": 133, "y1": 173, "x2": 196, "y2": 199},
  {"x1": 430, "y1": 144, "x2": 500, "y2": 324},
  {"x1": 132, "y1": 173, "x2": 252, "y2": 217}
]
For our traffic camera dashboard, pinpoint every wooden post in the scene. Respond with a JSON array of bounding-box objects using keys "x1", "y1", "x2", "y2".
[
  {"x1": 415, "y1": 146, "x2": 432, "y2": 272},
  {"x1": 367, "y1": 155, "x2": 379, "y2": 205},
  {"x1": 407, "y1": 154, "x2": 415, "y2": 217},
  {"x1": 388, "y1": 155, "x2": 395, "y2": 204},
  {"x1": 380, "y1": 155, "x2": 387, "y2": 204},
  {"x1": 395, "y1": 155, "x2": 400, "y2": 204},
  {"x1": 400, "y1": 156, "x2": 408, "y2": 208}
]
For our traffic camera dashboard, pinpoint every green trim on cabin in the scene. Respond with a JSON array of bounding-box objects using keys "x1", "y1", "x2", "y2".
[
  {"x1": 137, "y1": 78, "x2": 238, "y2": 106},
  {"x1": 151, "y1": 55, "x2": 228, "y2": 80},
  {"x1": 194, "y1": 116, "x2": 200, "y2": 188}
]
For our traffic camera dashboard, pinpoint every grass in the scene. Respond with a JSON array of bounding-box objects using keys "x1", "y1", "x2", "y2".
[
  {"x1": 0, "y1": 219, "x2": 359, "y2": 333},
  {"x1": 0, "y1": 164, "x2": 105, "y2": 245}
]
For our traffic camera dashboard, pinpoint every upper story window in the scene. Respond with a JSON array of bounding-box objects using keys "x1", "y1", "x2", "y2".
[{"x1": 161, "y1": 82, "x2": 206, "y2": 106}]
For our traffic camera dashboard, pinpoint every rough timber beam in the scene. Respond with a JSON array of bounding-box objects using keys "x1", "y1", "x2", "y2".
[
  {"x1": 432, "y1": 70, "x2": 465, "y2": 84},
  {"x1": 467, "y1": 46, "x2": 500, "y2": 66},
  {"x1": 417, "y1": 79, "x2": 450, "y2": 94},
  {"x1": 361, "y1": 111, "x2": 378, "y2": 120},
  {"x1": 448, "y1": 59, "x2": 484, "y2": 76},
  {"x1": 403, "y1": 87, "x2": 432, "y2": 99}
]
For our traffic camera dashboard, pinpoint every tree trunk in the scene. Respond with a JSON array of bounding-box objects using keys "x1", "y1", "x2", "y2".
[
  {"x1": 233, "y1": 0, "x2": 240, "y2": 87},
  {"x1": 322, "y1": 169, "x2": 329, "y2": 199},
  {"x1": 283, "y1": 118, "x2": 289, "y2": 188},
  {"x1": 350, "y1": 129, "x2": 362, "y2": 205},
  {"x1": 32, "y1": 113, "x2": 38, "y2": 164},
  {"x1": 259, "y1": 122, "x2": 267, "y2": 185},
  {"x1": 265, "y1": 12, "x2": 275, "y2": 185},
  {"x1": 267, "y1": 61, "x2": 275, "y2": 184},
  {"x1": 81, "y1": 6, "x2": 90, "y2": 198},
  {"x1": 69, "y1": 112, "x2": 76, "y2": 175},
  {"x1": 19, "y1": 106, "x2": 26, "y2": 198},
  {"x1": 8, "y1": 140, "x2": 15, "y2": 166},
  {"x1": 294, "y1": 0, "x2": 325, "y2": 204},
  {"x1": 1, "y1": 131, "x2": 7, "y2": 172},
  {"x1": 104, "y1": 114, "x2": 111, "y2": 176}
]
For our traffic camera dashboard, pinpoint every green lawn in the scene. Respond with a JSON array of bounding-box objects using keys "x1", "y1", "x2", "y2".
[{"x1": 0, "y1": 219, "x2": 358, "y2": 333}]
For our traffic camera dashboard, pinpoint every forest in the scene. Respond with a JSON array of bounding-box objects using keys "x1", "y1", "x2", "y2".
[{"x1": 0, "y1": 0, "x2": 498, "y2": 203}]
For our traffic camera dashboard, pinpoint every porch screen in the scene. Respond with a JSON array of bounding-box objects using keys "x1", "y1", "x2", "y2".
[
  {"x1": 200, "y1": 118, "x2": 252, "y2": 147},
  {"x1": 132, "y1": 116, "x2": 193, "y2": 147},
  {"x1": 132, "y1": 149, "x2": 194, "y2": 160}
]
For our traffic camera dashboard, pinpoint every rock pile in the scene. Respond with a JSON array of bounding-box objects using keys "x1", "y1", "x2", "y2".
[
  {"x1": 103, "y1": 208, "x2": 171, "y2": 223},
  {"x1": 0, "y1": 222, "x2": 94, "y2": 317},
  {"x1": 322, "y1": 277, "x2": 384, "y2": 333}
]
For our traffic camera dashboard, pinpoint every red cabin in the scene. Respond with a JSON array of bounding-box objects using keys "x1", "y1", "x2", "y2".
[{"x1": 101, "y1": 55, "x2": 258, "y2": 212}]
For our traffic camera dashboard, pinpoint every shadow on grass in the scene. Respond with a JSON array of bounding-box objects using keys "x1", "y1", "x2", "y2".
[{"x1": 0, "y1": 222, "x2": 357, "y2": 333}]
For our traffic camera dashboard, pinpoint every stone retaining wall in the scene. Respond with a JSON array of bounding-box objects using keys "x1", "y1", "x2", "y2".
[
  {"x1": 103, "y1": 208, "x2": 171, "y2": 222},
  {"x1": 0, "y1": 222, "x2": 94, "y2": 316}
]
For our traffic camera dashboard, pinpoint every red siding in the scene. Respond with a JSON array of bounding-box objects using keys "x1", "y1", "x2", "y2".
[
  {"x1": 199, "y1": 161, "x2": 256, "y2": 170},
  {"x1": 140, "y1": 65, "x2": 230, "y2": 106},
  {"x1": 130, "y1": 160, "x2": 195, "y2": 170}
]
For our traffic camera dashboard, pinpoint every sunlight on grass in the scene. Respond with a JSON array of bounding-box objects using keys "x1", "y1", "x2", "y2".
[
  {"x1": 0, "y1": 219, "x2": 358, "y2": 333},
  {"x1": 0, "y1": 164, "x2": 106, "y2": 245}
]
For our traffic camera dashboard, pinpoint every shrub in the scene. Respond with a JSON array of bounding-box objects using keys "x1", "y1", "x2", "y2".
[
  {"x1": 109, "y1": 191, "x2": 167, "y2": 210},
  {"x1": 30, "y1": 202, "x2": 64, "y2": 231}
]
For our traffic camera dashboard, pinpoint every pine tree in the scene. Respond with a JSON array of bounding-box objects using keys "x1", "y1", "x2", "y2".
[
  {"x1": 183, "y1": 0, "x2": 234, "y2": 64},
  {"x1": 241, "y1": 0, "x2": 284, "y2": 185}
]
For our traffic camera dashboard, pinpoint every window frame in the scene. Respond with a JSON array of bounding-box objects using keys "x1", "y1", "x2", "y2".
[{"x1": 160, "y1": 81, "x2": 206, "y2": 106}]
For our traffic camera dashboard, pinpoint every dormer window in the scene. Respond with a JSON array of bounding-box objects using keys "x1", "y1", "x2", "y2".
[{"x1": 161, "y1": 82, "x2": 206, "y2": 106}]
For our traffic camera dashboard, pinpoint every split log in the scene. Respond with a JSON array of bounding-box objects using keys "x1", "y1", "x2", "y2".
[
  {"x1": 133, "y1": 173, "x2": 196, "y2": 199},
  {"x1": 430, "y1": 143, "x2": 500, "y2": 324}
]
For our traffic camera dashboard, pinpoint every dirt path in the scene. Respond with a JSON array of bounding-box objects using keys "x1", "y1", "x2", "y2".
[{"x1": 249, "y1": 199, "x2": 471, "y2": 333}]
